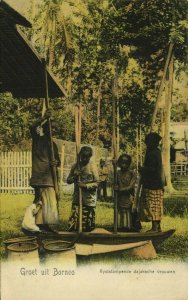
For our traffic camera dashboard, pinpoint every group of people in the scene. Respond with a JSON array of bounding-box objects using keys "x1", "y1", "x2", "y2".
[{"x1": 22, "y1": 109, "x2": 165, "y2": 235}]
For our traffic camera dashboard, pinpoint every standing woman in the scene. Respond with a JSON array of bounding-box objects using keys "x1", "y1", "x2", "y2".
[
  {"x1": 29, "y1": 109, "x2": 60, "y2": 231},
  {"x1": 140, "y1": 132, "x2": 165, "y2": 232}
]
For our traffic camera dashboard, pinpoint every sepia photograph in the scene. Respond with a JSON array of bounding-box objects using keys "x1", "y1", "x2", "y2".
[{"x1": 0, "y1": 0, "x2": 188, "y2": 299}]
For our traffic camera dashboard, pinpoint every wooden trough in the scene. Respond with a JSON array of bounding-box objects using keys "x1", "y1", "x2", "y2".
[{"x1": 38, "y1": 228, "x2": 175, "y2": 249}]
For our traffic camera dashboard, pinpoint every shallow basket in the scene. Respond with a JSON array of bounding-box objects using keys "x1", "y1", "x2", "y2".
[
  {"x1": 4, "y1": 236, "x2": 37, "y2": 247},
  {"x1": 43, "y1": 240, "x2": 75, "y2": 252}
]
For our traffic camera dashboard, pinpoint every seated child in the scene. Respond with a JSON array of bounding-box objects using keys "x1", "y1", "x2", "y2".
[
  {"x1": 115, "y1": 153, "x2": 136, "y2": 231},
  {"x1": 67, "y1": 146, "x2": 99, "y2": 232},
  {"x1": 22, "y1": 199, "x2": 43, "y2": 235}
]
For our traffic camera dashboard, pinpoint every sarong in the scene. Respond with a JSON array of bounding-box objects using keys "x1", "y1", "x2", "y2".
[
  {"x1": 35, "y1": 187, "x2": 59, "y2": 225},
  {"x1": 68, "y1": 204, "x2": 95, "y2": 232},
  {"x1": 140, "y1": 189, "x2": 163, "y2": 221}
]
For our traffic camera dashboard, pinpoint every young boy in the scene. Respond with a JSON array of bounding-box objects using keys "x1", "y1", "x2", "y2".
[
  {"x1": 115, "y1": 153, "x2": 136, "y2": 231},
  {"x1": 22, "y1": 200, "x2": 43, "y2": 235},
  {"x1": 67, "y1": 146, "x2": 99, "y2": 232}
]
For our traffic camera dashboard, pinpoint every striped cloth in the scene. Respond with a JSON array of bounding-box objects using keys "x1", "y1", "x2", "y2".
[{"x1": 141, "y1": 189, "x2": 164, "y2": 221}]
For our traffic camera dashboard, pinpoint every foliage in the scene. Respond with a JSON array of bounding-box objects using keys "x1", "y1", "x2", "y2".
[
  {"x1": 1, "y1": 0, "x2": 187, "y2": 150},
  {"x1": 0, "y1": 93, "x2": 75, "y2": 150}
]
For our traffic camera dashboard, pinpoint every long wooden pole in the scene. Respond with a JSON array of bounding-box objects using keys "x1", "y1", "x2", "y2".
[
  {"x1": 116, "y1": 97, "x2": 120, "y2": 155},
  {"x1": 42, "y1": 59, "x2": 59, "y2": 203},
  {"x1": 136, "y1": 128, "x2": 139, "y2": 173},
  {"x1": 75, "y1": 104, "x2": 83, "y2": 233},
  {"x1": 150, "y1": 43, "x2": 174, "y2": 131},
  {"x1": 163, "y1": 53, "x2": 174, "y2": 192},
  {"x1": 78, "y1": 103, "x2": 82, "y2": 233},
  {"x1": 139, "y1": 125, "x2": 143, "y2": 165},
  {"x1": 112, "y1": 78, "x2": 118, "y2": 234},
  {"x1": 96, "y1": 80, "x2": 102, "y2": 146}
]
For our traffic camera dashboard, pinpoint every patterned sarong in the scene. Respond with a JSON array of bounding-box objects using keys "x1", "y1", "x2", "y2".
[
  {"x1": 140, "y1": 189, "x2": 163, "y2": 221},
  {"x1": 68, "y1": 204, "x2": 95, "y2": 232}
]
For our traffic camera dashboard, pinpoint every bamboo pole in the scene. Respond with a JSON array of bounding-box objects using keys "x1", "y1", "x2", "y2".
[
  {"x1": 162, "y1": 53, "x2": 174, "y2": 192},
  {"x1": 150, "y1": 43, "x2": 174, "y2": 131},
  {"x1": 78, "y1": 103, "x2": 83, "y2": 233},
  {"x1": 116, "y1": 97, "x2": 120, "y2": 155},
  {"x1": 139, "y1": 125, "x2": 143, "y2": 165},
  {"x1": 136, "y1": 128, "x2": 139, "y2": 173},
  {"x1": 42, "y1": 59, "x2": 59, "y2": 203},
  {"x1": 75, "y1": 104, "x2": 83, "y2": 233},
  {"x1": 96, "y1": 81, "x2": 102, "y2": 147},
  {"x1": 60, "y1": 144, "x2": 65, "y2": 193},
  {"x1": 112, "y1": 79, "x2": 118, "y2": 234}
]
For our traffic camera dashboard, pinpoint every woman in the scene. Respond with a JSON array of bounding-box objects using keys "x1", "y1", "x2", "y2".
[{"x1": 140, "y1": 132, "x2": 165, "y2": 232}]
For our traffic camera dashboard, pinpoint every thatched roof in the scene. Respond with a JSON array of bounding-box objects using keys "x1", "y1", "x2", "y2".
[{"x1": 0, "y1": 1, "x2": 67, "y2": 98}]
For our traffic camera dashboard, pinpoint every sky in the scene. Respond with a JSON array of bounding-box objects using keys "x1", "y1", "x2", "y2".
[{"x1": 6, "y1": 0, "x2": 31, "y2": 16}]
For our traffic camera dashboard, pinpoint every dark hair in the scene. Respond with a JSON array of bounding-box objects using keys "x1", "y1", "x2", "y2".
[
  {"x1": 117, "y1": 153, "x2": 132, "y2": 166},
  {"x1": 80, "y1": 146, "x2": 93, "y2": 157},
  {"x1": 145, "y1": 132, "x2": 161, "y2": 147}
]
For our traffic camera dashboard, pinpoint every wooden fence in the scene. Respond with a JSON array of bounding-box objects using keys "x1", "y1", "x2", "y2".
[
  {"x1": 0, "y1": 143, "x2": 108, "y2": 194},
  {"x1": 0, "y1": 151, "x2": 33, "y2": 193}
]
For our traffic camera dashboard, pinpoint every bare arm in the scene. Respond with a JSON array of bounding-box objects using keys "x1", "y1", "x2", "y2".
[
  {"x1": 67, "y1": 164, "x2": 78, "y2": 184},
  {"x1": 33, "y1": 204, "x2": 42, "y2": 215},
  {"x1": 29, "y1": 109, "x2": 52, "y2": 135},
  {"x1": 119, "y1": 174, "x2": 136, "y2": 192}
]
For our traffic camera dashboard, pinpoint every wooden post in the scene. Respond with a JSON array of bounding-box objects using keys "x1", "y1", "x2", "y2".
[{"x1": 42, "y1": 59, "x2": 59, "y2": 202}]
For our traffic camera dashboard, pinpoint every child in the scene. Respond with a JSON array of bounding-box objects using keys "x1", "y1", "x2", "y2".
[
  {"x1": 67, "y1": 146, "x2": 99, "y2": 232},
  {"x1": 22, "y1": 200, "x2": 43, "y2": 235},
  {"x1": 115, "y1": 153, "x2": 136, "y2": 231}
]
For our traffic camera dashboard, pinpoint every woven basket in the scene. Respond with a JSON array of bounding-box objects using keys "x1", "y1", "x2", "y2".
[
  {"x1": 4, "y1": 236, "x2": 37, "y2": 247},
  {"x1": 43, "y1": 240, "x2": 75, "y2": 252}
]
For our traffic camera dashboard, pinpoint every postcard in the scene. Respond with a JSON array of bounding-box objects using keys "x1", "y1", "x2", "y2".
[{"x1": 1, "y1": 0, "x2": 188, "y2": 299}]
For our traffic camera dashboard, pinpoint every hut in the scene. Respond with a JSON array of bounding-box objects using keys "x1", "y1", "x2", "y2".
[
  {"x1": 0, "y1": 0, "x2": 67, "y2": 98},
  {"x1": 170, "y1": 122, "x2": 188, "y2": 177}
]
